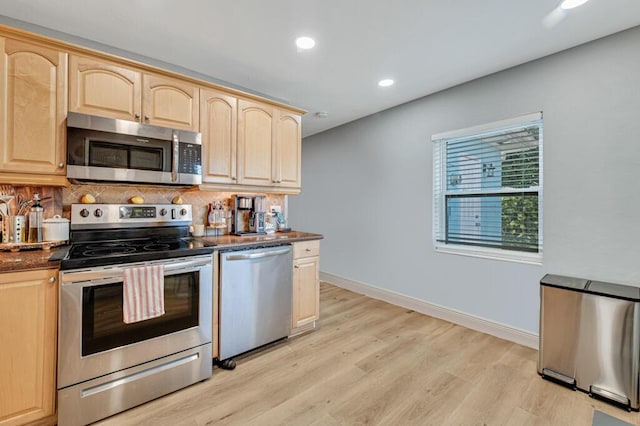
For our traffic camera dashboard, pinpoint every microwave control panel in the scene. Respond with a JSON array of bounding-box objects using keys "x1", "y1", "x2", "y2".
[{"x1": 179, "y1": 143, "x2": 202, "y2": 175}]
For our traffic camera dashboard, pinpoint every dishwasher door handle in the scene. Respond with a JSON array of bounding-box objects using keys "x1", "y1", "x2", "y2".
[{"x1": 225, "y1": 248, "x2": 290, "y2": 261}]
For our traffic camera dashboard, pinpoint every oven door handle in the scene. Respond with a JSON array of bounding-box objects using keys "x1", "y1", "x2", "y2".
[{"x1": 61, "y1": 257, "x2": 212, "y2": 284}]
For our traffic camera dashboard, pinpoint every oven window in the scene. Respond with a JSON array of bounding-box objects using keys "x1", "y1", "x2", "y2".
[{"x1": 81, "y1": 271, "x2": 199, "y2": 356}]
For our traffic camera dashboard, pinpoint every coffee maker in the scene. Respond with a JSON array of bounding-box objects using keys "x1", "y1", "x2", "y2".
[{"x1": 232, "y1": 194, "x2": 266, "y2": 235}]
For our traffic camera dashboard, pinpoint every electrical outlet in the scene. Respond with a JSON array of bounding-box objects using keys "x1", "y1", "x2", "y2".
[{"x1": 270, "y1": 205, "x2": 282, "y2": 213}]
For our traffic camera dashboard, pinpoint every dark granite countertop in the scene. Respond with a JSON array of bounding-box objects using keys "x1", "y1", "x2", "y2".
[
  {"x1": 0, "y1": 231, "x2": 323, "y2": 273},
  {"x1": 0, "y1": 246, "x2": 64, "y2": 273},
  {"x1": 201, "y1": 231, "x2": 323, "y2": 250}
]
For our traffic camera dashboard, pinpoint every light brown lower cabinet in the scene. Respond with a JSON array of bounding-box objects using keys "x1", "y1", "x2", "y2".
[
  {"x1": 0, "y1": 269, "x2": 58, "y2": 426},
  {"x1": 291, "y1": 241, "x2": 320, "y2": 335}
]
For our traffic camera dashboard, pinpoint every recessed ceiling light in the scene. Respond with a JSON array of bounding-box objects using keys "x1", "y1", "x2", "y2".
[
  {"x1": 295, "y1": 36, "x2": 316, "y2": 50},
  {"x1": 378, "y1": 79, "x2": 394, "y2": 87},
  {"x1": 560, "y1": 0, "x2": 590, "y2": 10}
]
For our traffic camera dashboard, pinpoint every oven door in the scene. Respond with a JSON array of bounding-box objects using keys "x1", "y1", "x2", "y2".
[{"x1": 58, "y1": 254, "x2": 212, "y2": 389}]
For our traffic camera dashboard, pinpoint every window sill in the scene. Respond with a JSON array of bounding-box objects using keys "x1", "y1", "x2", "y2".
[{"x1": 434, "y1": 244, "x2": 543, "y2": 265}]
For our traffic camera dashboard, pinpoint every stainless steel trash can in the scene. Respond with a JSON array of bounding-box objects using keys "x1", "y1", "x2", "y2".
[{"x1": 538, "y1": 274, "x2": 640, "y2": 411}]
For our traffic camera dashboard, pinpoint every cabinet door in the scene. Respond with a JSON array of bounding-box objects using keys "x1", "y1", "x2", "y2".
[
  {"x1": 237, "y1": 99, "x2": 275, "y2": 186},
  {"x1": 69, "y1": 55, "x2": 141, "y2": 122},
  {"x1": 142, "y1": 73, "x2": 199, "y2": 131},
  {"x1": 0, "y1": 38, "x2": 67, "y2": 176},
  {"x1": 200, "y1": 89, "x2": 237, "y2": 184},
  {"x1": 274, "y1": 110, "x2": 301, "y2": 189},
  {"x1": 292, "y1": 256, "x2": 320, "y2": 329},
  {"x1": 0, "y1": 269, "x2": 58, "y2": 426}
]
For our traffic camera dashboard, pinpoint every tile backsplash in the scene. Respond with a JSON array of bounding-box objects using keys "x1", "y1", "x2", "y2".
[
  {"x1": 2, "y1": 184, "x2": 285, "y2": 226},
  {"x1": 0, "y1": 186, "x2": 63, "y2": 218},
  {"x1": 63, "y1": 184, "x2": 285, "y2": 225}
]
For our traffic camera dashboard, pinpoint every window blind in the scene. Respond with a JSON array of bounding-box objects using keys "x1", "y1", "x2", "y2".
[{"x1": 433, "y1": 113, "x2": 543, "y2": 254}]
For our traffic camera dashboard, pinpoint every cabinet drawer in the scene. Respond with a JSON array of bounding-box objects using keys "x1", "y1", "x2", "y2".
[{"x1": 293, "y1": 240, "x2": 320, "y2": 259}]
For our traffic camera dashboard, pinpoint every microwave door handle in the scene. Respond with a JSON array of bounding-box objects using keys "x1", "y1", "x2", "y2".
[
  {"x1": 172, "y1": 131, "x2": 179, "y2": 182},
  {"x1": 83, "y1": 137, "x2": 91, "y2": 164}
]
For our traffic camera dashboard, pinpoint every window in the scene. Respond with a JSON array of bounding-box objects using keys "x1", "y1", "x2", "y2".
[{"x1": 432, "y1": 112, "x2": 543, "y2": 263}]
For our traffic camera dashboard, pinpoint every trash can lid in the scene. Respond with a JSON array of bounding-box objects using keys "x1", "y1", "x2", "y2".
[{"x1": 541, "y1": 274, "x2": 640, "y2": 302}]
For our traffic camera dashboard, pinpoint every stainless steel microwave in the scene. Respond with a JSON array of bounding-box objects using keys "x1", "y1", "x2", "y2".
[{"x1": 66, "y1": 112, "x2": 202, "y2": 186}]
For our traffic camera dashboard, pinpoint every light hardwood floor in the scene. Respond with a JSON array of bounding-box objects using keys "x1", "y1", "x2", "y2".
[{"x1": 96, "y1": 283, "x2": 640, "y2": 426}]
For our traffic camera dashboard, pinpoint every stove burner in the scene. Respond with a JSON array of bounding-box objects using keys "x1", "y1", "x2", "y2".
[
  {"x1": 84, "y1": 242, "x2": 135, "y2": 249},
  {"x1": 144, "y1": 243, "x2": 171, "y2": 251},
  {"x1": 61, "y1": 216, "x2": 214, "y2": 270},
  {"x1": 83, "y1": 246, "x2": 137, "y2": 257}
]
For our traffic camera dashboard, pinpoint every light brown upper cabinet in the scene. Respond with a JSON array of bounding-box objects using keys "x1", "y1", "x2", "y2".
[
  {"x1": 69, "y1": 55, "x2": 199, "y2": 131},
  {"x1": 237, "y1": 99, "x2": 301, "y2": 191},
  {"x1": 142, "y1": 73, "x2": 199, "y2": 131},
  {"x1": 69, "y1": 55, "x2": 140, "y2": 122},
  {"x1": 237, "y1": 99, "x2": 275, "y2": 186},
  {"x1": 200, "y1": 88, "x2": 237, "y2": 184},
  {"x1": 275, "y1": 110, "x2": 302, "y2": 189},
  {"x1": 0, "y1": 37, "x2": 68, "y2": 186}
]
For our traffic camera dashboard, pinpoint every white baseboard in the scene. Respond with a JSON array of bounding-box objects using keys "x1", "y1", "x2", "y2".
[{"x1": 320, "y1": 272, "x2": 539, "y2": 350}]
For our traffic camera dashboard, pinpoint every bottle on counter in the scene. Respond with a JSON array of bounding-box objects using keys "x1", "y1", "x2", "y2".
[{"x1": 28, "y1": 193, "x2": 44, "y2": 243}]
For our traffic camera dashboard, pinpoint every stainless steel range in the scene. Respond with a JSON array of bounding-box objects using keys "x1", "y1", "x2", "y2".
[{"x1": 56, "y1": 204, "x2": 215, "y2": 426}]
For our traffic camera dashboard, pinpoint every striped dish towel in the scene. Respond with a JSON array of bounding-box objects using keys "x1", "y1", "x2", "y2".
[{"x1": 122, "y1": 265, "x2": 165, "y2": 324}]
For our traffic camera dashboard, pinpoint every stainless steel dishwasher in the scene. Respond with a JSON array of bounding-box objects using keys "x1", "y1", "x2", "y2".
[{"x1": 219, "y1": 245, "x2": 293, "y2": 366}]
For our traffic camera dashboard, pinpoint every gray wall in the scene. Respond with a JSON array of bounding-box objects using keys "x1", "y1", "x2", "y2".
[{"x1": 289, "y1": 26, "x2": 640, "y2": 334}]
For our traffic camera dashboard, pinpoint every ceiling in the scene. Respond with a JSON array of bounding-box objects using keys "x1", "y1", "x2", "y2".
[{"x1": 1, "y1": 1, "x2": 639, "y2": 137}]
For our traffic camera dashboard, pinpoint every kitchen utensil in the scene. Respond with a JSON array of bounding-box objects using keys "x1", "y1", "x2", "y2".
[
  {"x1": 17, "y1": 200, "x2": 32, "y2": 216},
  {"x1": 0, "y1": 185, "x2": 14, "y2": 217},
  {"x1": 191, "y1": 224, "x2": 205, "y2": 237},
  {"x1": 17, "y1": 196, "x2": 50, "y2": 216},
  {"x1": 1, "y1": 216, "x2": 8, "y2": 243},
  {"x1": 43, "y1": 215, "x2": 70, "y2": 241},
  {"x1": 28, "y1": 193, "x2": 44, "y2": 243},
  {"x1": 8, "y1": 215, "x2": 26, "y2": 243}
]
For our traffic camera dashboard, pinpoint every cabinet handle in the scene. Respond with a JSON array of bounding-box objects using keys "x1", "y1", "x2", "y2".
[
  {"x1": 135, "y1": 113, "x2": 141, "y2": 119},
  {"x1": 58, "y1": 163, "x2": 64, "y2": 168},
  {"x1": 305, "y1": 248, "x2": 311, "y2": 252},
  {"x1": 294, "y1": 265, "x2": 299, "y2": 268},
  {"x1": 231, "y1": 177, "x2": 237, "y2": 181},
  {"x1": 144, "y1": 114, "x2": 150, "y2": 121},
  {"x1": 49, "y1": 276, "x2": 56, "y2": 283}
]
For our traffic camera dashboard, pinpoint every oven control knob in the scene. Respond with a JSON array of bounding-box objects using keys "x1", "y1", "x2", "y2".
[
  {"x1": 94, "y1": 209, "x2": 103, "y2": 218},
  {"x1": 80, "y1": 208, "x2": 90, "y2": 218},
  {"x1": 160, "y1": 208, "x2": 168, "y2": 216},
  {"x1": 180, "y1": 208, "x2": 187, "y2": 217}
]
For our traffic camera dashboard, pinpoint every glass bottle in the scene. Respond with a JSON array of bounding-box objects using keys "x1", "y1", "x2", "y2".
[{"x1": 28, "y1": 193, "x2": 44, "y2": 243}]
